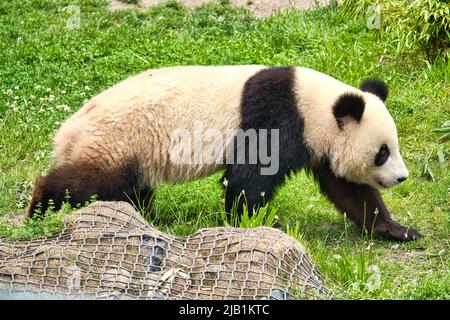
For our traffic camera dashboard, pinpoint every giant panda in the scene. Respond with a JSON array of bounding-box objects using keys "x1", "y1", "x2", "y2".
[{"x1": 26, "y1": 65, "x2": 422, "y2": 241}]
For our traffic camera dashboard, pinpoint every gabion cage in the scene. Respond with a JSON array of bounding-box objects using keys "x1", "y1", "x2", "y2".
[{"x1": 0, "y1": 202, "x2": 330, "y2": 300}]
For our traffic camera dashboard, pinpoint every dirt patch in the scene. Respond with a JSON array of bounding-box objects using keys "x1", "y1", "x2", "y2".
[{"x1": 109, "y1": 0, "x2": 331, "y2": 17}]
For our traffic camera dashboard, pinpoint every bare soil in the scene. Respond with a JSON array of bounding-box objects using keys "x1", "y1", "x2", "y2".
[{"x1": 109, "y1": 0, "x2": 331, "y2": 16}]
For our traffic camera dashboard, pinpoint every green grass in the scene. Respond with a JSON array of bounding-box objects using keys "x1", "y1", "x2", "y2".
[{"x1": 0, "y1": 0, "x2": 449, "y2": 299}]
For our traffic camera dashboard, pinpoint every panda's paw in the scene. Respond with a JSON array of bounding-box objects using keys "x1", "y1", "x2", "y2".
[
  {"x1": 374, "y1": 220, "x2": 422, "y2": 242},
  {"x1": 396, "y1": 226, "x2": 423, "y2": 241}
]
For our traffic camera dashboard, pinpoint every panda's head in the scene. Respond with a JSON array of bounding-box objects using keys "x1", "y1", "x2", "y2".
[{"x1": 329, "y1": 79, "x2": 408, "y2": 189}]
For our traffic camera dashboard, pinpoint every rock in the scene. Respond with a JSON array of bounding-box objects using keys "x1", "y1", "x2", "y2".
[{"x1": 0, "y1": 201, "x2": 330, "y2": 300}]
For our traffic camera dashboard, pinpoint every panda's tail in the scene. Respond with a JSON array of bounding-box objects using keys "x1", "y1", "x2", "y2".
[{"x1": 25, "y1": 159, "x2": 141, "y2": 218}]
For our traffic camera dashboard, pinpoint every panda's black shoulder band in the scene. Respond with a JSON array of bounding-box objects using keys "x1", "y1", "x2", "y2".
[{"x1": 223, "y1": 66, "x2": 307, "y2": 214}]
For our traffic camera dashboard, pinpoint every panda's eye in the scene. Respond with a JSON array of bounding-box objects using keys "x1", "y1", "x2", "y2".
[{"x1": 375, "y1": 144, "x2": 390, "y2": 166}]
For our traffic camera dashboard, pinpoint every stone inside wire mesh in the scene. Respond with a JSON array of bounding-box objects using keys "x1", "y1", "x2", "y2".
[{"x1": 0, "y1": 202, "x2": 330, "y2": 300}]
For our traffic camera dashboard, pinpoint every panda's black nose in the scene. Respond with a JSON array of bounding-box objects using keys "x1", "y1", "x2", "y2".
[{"x1": 397, "y1": 177, "x2": 407, "y2": 183}]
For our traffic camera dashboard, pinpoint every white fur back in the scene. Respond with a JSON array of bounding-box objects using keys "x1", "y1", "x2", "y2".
[{"x1": 54, "y1": 65, "x2": 266, "y2": 187}]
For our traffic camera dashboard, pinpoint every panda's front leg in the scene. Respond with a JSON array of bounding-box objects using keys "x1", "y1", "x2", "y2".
[
  {"x1": 311, "y1": 162, "x2": 422, "y2": 241},
  {"x1": 223, "y1": 163, "x2": 279, "y2": 216}
]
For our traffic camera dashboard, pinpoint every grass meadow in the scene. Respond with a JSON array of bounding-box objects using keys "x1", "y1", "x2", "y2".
[{"x1": 0, "y1": 0, "x2": 448, "y2": 299}]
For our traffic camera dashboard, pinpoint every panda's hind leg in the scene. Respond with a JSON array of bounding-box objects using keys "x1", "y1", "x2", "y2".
[{"x1": 25, "y1": 159, "x2": 142, "y2": 218}]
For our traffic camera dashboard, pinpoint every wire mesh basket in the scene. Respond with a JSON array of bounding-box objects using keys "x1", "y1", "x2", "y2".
[{"x1": 0, "y1": 202, "x2": 330, "y2": 300}]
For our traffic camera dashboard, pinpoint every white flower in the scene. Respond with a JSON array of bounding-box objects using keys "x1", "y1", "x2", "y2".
[
  {"x1": 56, "y1": 104, "x2": 71, "y2": 112},
  {"x1": 13, "y1": 96, "x2": 19, "y2": 100},
  {"x1": 222, "y1": 178, "x2": 228, "y2": 187},
  {"x1": 14, "y1": 86, "x2": 19, "y2": 90},
  {"x1": 35, "y1": 85, "x2": 42, "y2": 90},
  {"x1": 46, "y1": 88, "x2": 51, "y2": 92},
  {"x1": 260, "y1": 191, "x2": 265, "y2": 197},
  {"x1": 241, "y1": 190, "x2": 245, "y2": 195},
  {"x1": 366, "y1": 265, "x2": 382, "y2": 292},
  {"x1": 61, "y1": 90, "x2": 66, "y2": 94},
  {"x1": 13, "y1": 107, "x2": 19, "y2": 112}
]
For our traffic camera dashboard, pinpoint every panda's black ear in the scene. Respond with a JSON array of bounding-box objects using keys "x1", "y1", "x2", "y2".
[
  {"x1": 332, "y1": 93, "x2": 365, "y2": 130},
  {"x1": 360, "y1": 78, "x2": 388, "y2": 102}
]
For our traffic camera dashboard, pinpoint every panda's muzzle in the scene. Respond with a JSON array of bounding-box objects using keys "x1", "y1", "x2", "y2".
[
  {"x1": 377, "y1": 175, "x2": 407, "y2": 188},
  {"x1": 376, "y1": 180, "x2": 387, "y2": 188},
  {"x1": 397, "y1": 176, "x2": 407, "y2": 183}
]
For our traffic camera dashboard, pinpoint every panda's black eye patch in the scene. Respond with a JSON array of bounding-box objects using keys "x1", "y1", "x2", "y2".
[{"x1": 375, "y1": 144, "x2": 390, "y2": 166}]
